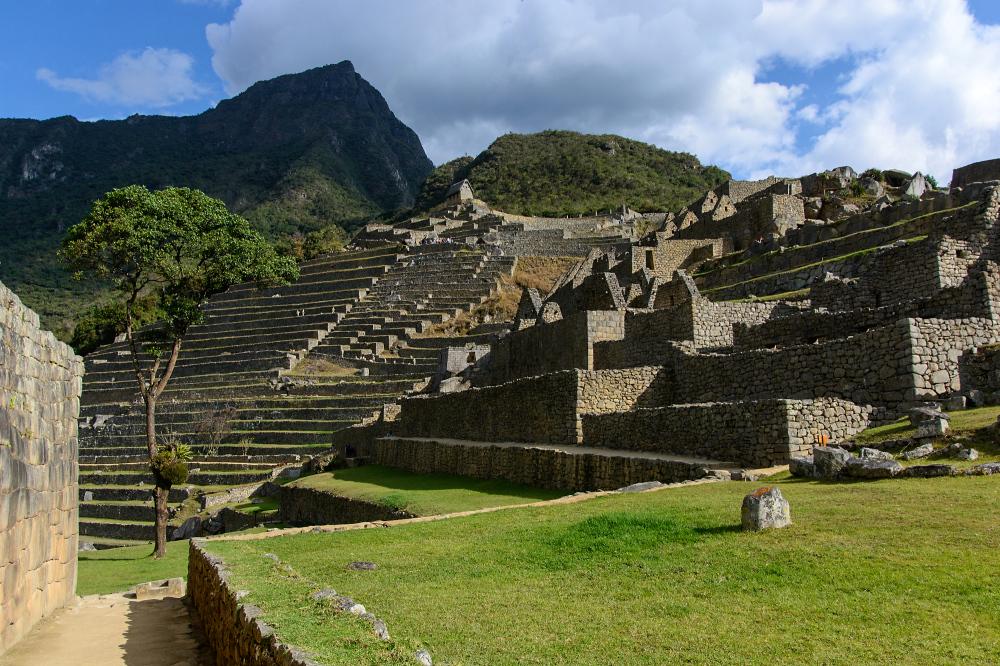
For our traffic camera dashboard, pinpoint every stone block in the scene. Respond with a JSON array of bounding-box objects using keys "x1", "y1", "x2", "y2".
[
  {"x1": 900, "y1": 442, "x2": 935, "y2": 460},
  {"x1": 741, "y1": 487, "x2": 791, "y2": 531},
  {"x1": 903, "y1": 464, "x2": 955, "y2": 478},
  {"x1": 788, "y1": 456, "x2": 814, "y2": 478},
  {"x1": 859, "y1": 447, "x2": 895, "y2": 460},
  {"x1": 914, "y1": 418, "x2": 947, "y2": 439},
  {"x1": 812, "y1": 446, "x2": 852, "y2": 478},
  {"x1": 842, "y1": 457, "x2": 903, "y2": 479},
  {"x1": 946, "y1": 395, "x2": 966, "y2": 411}
]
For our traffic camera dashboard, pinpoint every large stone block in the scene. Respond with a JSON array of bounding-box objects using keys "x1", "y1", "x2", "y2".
[{"x1": 741, "y1": 487, "x2": 791, "y2": 531}]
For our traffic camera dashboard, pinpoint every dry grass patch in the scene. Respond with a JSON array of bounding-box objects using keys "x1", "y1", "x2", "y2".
[
  {"x1": 510, "y1": 255, "x2": 579, "y2": 295},
  {"x1": 288, "y1": 358, "x2": 358, "y2": 376}
]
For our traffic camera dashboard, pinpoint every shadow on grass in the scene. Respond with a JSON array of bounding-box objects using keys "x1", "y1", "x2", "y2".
[{"x1": 693, "y1": 524, "x2": 742, "y2": 537}]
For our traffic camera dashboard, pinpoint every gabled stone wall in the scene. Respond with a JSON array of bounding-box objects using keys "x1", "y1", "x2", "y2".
[{"x1": 1, "y1": 281, "x2": 83, "y2": 654}]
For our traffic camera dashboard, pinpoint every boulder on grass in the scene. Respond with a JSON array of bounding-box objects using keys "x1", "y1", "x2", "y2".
[
  {"x1": 900, "y1": 442, "x2": 935, "y2": 460},
  {"x1": 813, "y1": 446, "x2": 853, "y2": 478},
  {"x1": 741, "y1": 487, "x2": 792, "y2": 531},
  {"x1": 967, "y1": 389, "x2": 985, "y2": 407},
  {"x1": 914, "y1": 418, "x2": 948, "y2": 439},
  {"x1": 908, "y1": 406, "x2": 949, "y2": 425},
  {"x1": 967, "y1": 462, "x2": 1000, "y2": 475},
  {"x1": 957, "y1": 448, "x2": 979, "y2": 461},
  {"x1": 904, "y1": 464, "x2": 956, "y2": 478},
  {"x1": 859, "y1": 447, "x2": 895, "y2": 460},
  {"x1": 788, "y1": 456, "x2": 814, "y2": 478},
  {"x1": 843, "y1": 457, "x2": 903, "y2": 479}
]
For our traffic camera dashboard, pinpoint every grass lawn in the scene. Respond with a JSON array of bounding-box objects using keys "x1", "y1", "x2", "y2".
[
  {"x1": 77, "y1": 541, "x2": 191, "y2": 596},
  {"x1": 204, "y1": 472, "x2": 1000, "y2": 665},
  {"x1": 288, "y1": 465, "x2": 566, "y2": 515}
]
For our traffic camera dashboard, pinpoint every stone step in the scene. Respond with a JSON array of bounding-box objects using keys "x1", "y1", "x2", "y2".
[
  {"x1": 79, "y1": 486, "x2": 192, "y2": 502},
  {"x1": 79, "y1": 470, "x2": 277, "y2": 486},
  {"x1": 80, "y1": 395, "x2": 387, "y2": 416},
  {"x1": 80, "y1": 519, "x2": 157, "y2": 542},
  {"x1": 80, "y1": 502, "x2": 158, "y2": 522},
  {"x1": 79, "y1": 444, "x2": 327, "y2": 458},
  {"x1": 80, "y1": 460, "x2": 277, "y2": 473},
  {"x1": 81, "y1": 430, "x2": 336, "y2": 446}
]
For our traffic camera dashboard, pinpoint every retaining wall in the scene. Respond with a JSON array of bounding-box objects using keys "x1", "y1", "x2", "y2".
[
  {"x1": 275, "y1": 485, "x2": 415, "y2": 524},
  {"x1": 369, "y1": 437, "x2": 707, "y2": 490},
  {"x1": 1, "y1": 280, "x2": 84, "y2": 653},
  {"x1": 581, "y1": 398, "x2": 870, "y2": 467}
]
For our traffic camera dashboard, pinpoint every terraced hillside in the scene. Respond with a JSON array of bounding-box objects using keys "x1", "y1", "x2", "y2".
[{"x1": 78, "y1": 245, "x2": 514, "y2": 547}]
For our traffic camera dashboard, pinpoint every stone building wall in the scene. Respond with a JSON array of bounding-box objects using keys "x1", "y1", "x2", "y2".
[
  {"x1": 719, "y1": 177, "x2": 780, "y2": 203},
  {"x1": 908, "y1": 318, "x2": 1000, "y2": 398},
  {"x1": 959, "y1": 343, "x2": 1000, "y2": 394},
  {"x1": 581, "y1": 398, "x2": 871, "y2": 468},
  {"x1": 484, "y1": 310, "x2": 624, "y2": 385},
  {"x1": 1, "y1": 281, "x2": 84, "y2": 653},
  {"x1": 629, "y1": 239, "x2": 727, "y2": 279},
  {"x1": 952, "y1": 159, "x2": 1000, "y2": 188}
]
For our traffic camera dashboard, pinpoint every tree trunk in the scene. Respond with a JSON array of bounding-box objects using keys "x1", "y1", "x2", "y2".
[{"x1": 154, "y1": 484, "x2": 170, "y2": 559}]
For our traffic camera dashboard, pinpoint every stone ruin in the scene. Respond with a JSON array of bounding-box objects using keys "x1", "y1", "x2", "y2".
[
  {"x1": 70, "y1": 161, "x2": 1000, "y2": 547},
  {"x1": 330, "y1": 164, "x2": 1000, "y2": 490}
]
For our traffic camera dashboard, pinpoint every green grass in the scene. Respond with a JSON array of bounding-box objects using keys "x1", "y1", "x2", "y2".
[
  {"x1": 289, "y1": 465, "x2": 566, "y2": 516},
  {"x1": 77, "y1": 541, "x2": 190, "y2": 596},
  {"x1": 204, "y1": 474, "x2": 1000, "y2": 665}
]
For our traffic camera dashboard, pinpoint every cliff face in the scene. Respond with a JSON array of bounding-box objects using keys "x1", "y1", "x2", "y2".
[{"x1": 0, "y1": 61, "x2": 433, "y2": 334}]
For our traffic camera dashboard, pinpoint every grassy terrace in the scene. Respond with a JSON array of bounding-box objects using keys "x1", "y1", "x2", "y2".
[
  {"x1": 287, "y1": 465, "x2": 567, "y2": 515},
  {"x1": 203, "y1": 473, "x2": 1000, "y2": 665}
]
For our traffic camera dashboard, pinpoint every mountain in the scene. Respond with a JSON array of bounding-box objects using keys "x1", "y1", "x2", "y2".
[
  {"x1": 0, "y1": 60, "x2": 433, "y2": 338},
  {"x1": 409, "y1": 130, "x2": 730, "y2": 217}
]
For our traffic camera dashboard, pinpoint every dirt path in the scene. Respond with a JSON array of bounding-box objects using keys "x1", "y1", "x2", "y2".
[{"x1": 0, "y1": 592, "x2": 214, "y2": 666}]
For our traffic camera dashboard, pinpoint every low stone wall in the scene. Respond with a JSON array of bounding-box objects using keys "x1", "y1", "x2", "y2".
[
  {"x1": 188, "y1": 541, "x2": 321, "y2": 666},
  {"x1": 581, "y1": 398, "x2": 871, "y2": 468},
  {"x1": 1, "y1": 280, "x2": 84, "y2": 654},
  {"x1": 960, "y1": 343, "x2": 1000, "y2": 394},
  {"x1": 369, "y1": 437, "x2": 707, "y2": 490},
  {"x1": 276, "y1": 485, "x2": 415, "y2": 524}
]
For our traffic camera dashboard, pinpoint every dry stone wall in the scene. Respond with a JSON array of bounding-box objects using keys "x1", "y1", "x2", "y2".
[
  {"x1": 485, "y1": 310, "x2": 624, "y2": 385},
  {"x1": 581, "y1": 398, "x2": 871, "y2": 467},
  {"x1": 368, "y1": 437, "x2": 707, "y2": 490},
  {"x1": 275, "y1": 485, "x2": 415, "y2": 524},
  {"x1": 1, "y1": 281, "x2": 83, "y2": 654}
]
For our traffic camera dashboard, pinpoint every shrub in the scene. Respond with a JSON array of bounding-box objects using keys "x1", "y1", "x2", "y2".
[
  {"x1": 860, "y1": 168, "x2": 883, "y2": 182},
  {"x1": 150, "y1": 449, "x2": 189, "y2": 486}
]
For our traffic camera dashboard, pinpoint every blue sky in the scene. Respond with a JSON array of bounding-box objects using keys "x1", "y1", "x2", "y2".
[{"x1": 3, "y1": 1, "x2": 1000, "y2": 182}]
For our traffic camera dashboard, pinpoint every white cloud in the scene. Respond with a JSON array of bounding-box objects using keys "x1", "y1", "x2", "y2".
[
  {"x1": 37, "y1": 47, "x2": 209, "y2": 108},
  {"x1": 204, "y1": 0, "x2": 1000, "y2": 183}
]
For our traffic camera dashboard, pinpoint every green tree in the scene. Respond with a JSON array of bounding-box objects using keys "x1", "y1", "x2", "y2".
[{"x1": 60, "y1": 185, "x2": 299, "y2": 558}]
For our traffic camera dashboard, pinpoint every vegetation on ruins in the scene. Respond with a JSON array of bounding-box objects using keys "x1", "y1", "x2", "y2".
[
  {"x1": 0, "y1": 61, "x2": 432, "y2": 338},
  {"x1": 60, "y1": 185, "x2": 299, "y2": 558},
  {"x1": 408, "y1": 131, "x2": 731, "y2": 218},
  {"x1": 203, "y1": 474, "x2": 1000, "y2": 665}
]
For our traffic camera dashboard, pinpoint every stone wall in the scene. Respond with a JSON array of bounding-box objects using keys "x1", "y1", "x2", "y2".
[
  {"x1": 484, "y1": 310, "x2": 624, "y2": 385},
  {"x1": 188, "y1": 541, "x2": 320, "y2": 666},
  {"x1": 952, "y1": 159, "x2": 1000, "y2": 188},
  {"x1": 581, "y1": 398, "x2": 870, "y2": 467},
  {"x1": 909, "y1": 318, "x2": 1000, "y2": 398},
  {"x1": 275, "y1": 485, "x2": 415, "y2": 524},
  {"x1": 368, "y1": 437, "x2": 707, "y2": 491},
  {"x1": 1, "y1": 280, "x2": 84, "y2": 654}
]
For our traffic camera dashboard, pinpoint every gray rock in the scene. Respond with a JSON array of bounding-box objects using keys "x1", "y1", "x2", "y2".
[
  {"x1": 78, "y1": 541, "x2": 96, "y2": 551},
  {"x1": 359, "y1": 612, "x2": 375, "y2": 621},
  {"x1": 375, "y1": 619, "x2": 390, "y2": 641},
  {"x1": 946, "y1": 395, "x2": 967, "y2": 411},
  {"x1": 788, "y1": 456, "x2": 814, "y2": 478},
  {"x1": 987, "y1": 390, "x2": 1000, "y2": 406},
  {"x1": 171, "y1": 516, "x2": 203, "y2": 541},
  {"x1": 908, "y1": 406, "x2": 949, "y2": 425},
  {"x1": 309, "y1": 589, "x2": 338, "y2": 601},
  {"x1": 741, "y1": 487, "x2": 791, "y2": 531},
  {"x1": 904, "y1": 464, "x2": 955, "y2": 478},
  {"x1": 618, "y1": 481, "x2": 664, "y2": 493},
  {"x1": 263, "y1": 553, "x2": 280, "y2": 561},
  {"x1": 859, "y1": 447, "x2": 895, "y2": 460},
  {"x1": 83, "y1": 490, "x2": 93, "y2": 502},
  {"x1": 348, "y1": 561, "x2": 379, "y2": 571},
  {"x1": 813, "y1": 446, "x2": 853, "y2": 478},
  {"x1": 843, "y1": 457, "x2": 903, "y2": 479},
  {"x1": 967, "y1": 389, "x2": 986, "y2": 407},
  {"x1": 968, "y1": 462, "x2": 1000, "y2": 475},
  {"x1": 903, "y1": 172, "x2": 928, "y2": 201},
  {"x1": 933, "y1": 442, "x2": 963, "y2": 458},
  {"x1": 957, "y1": 448, "x2": 979, "y2": 461},
  {"x1": 914, "y1": 418, "x2": 948, "y2": 439},
  {"x1": 347, "y1": 603, "x2": 366, "y2": 615},
  {"x1": 437, "y1": 376, "x2": 471, "y2": 394},
  {"x1": 335, "y1": 597, "x2": 356, "y2": 611},
  {"x1": 865, "y1": 180, "x2": 885, "y2": 197},
  {"x1": 360, "y1": 367, "x2": 370, "y2": 377},
  {"x1": 900, "y1": 443, "x2": 935, "y2": 460},
  {"x1": 415, "y1": 649, "x2": 433, "y2": 666}
]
